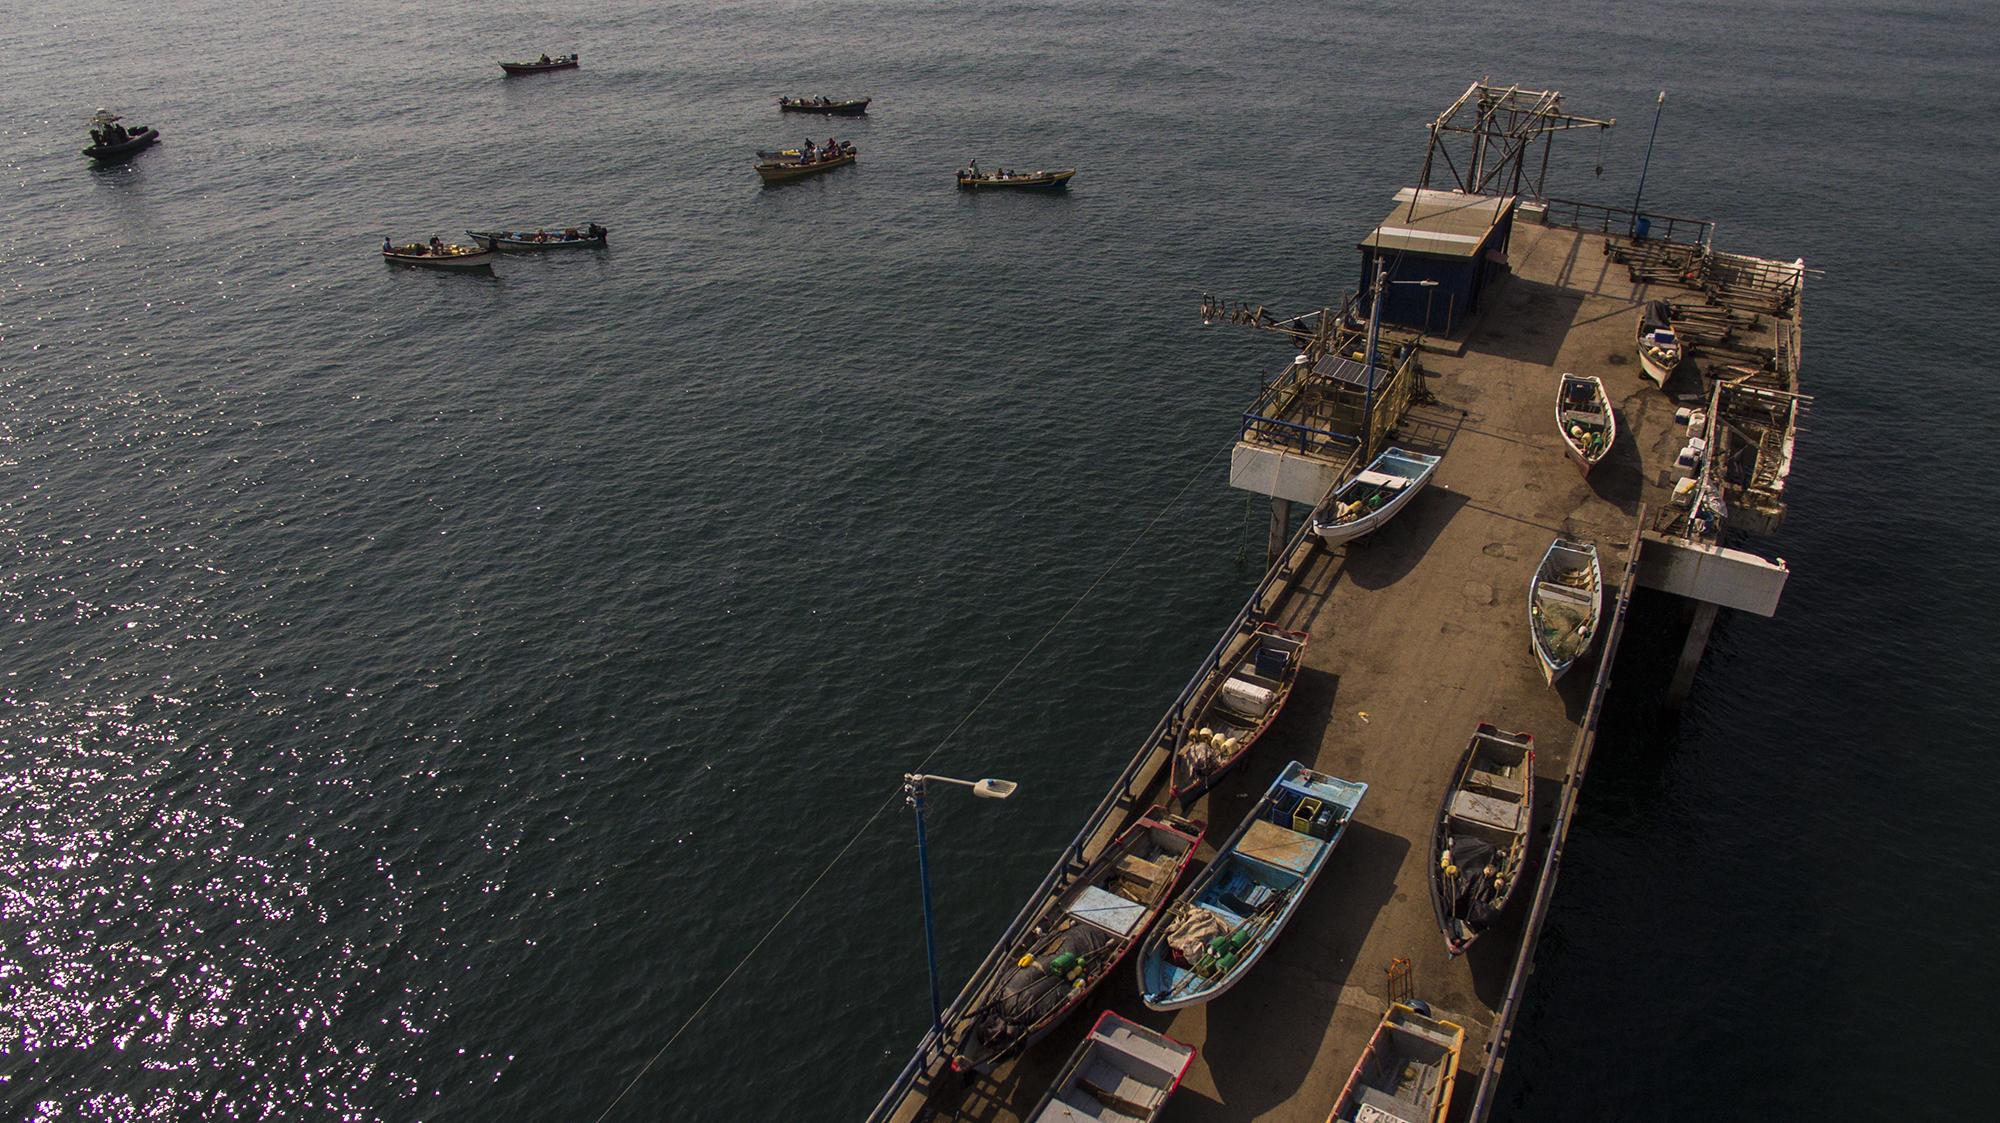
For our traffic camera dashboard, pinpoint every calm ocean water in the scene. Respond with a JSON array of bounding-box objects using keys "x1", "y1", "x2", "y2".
[{"x1": 4, "y1": 0, "x2": 1995, "y2": 1119}]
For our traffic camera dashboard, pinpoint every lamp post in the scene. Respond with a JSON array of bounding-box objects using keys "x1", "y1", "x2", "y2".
[
  {"x1": 904, "y1": 772, "x2": 1018, "y2": 1038},
  {"x1": 1631, "y1": 90, "x2": 1667, "y2": 238}
]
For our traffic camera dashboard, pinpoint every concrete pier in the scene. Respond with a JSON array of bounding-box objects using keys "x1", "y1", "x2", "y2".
[{"x1": 868, "y1": 213, "x2": 1802, "y2": 1123}]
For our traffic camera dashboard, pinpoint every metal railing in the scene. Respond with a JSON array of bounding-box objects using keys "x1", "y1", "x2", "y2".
[
  {"x1": 1466, "y1": 509, "x2": 1647, "y2": 1122},
  {"x1": 863, "y1": 496, "x2": 1324, "y2": 1123},
  {"x1": 1540, "y1": 198, "x2": 1715, "y2": 249}
]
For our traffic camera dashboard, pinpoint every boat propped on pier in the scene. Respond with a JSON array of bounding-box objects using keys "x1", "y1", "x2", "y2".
[
  {"x1": 1556, "y1": 372, "x2": 1615, "y2": 476},
  {"x1": 1528, "y1": 538, "x2": 1601, "y2": 684},
  {"x1": 1168, "y1": 621, "x2": 1307, "y2": 805},
  {"x1": 1428, "y1": 724, "x2": 1534, "y2": 956},
  {"x1": 1638, "y1": 300, "x2": 1683, "y2": 386},
  {"x1": 1025, "y1": 1011, "x2": 1196, "y2": 1123},
  {"x1": 1136, "y1": 763, "x2": 1364, "y2": 1011},
  {"x1": 1327, "y1": 1003, "x2": 1467, "y2": 1123},
  {"x1": 1309, "y1": 447, "x2": 1441, "y2": 547}
]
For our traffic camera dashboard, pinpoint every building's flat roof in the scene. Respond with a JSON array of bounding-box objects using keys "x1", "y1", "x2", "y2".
[{"x1": 1359, "y1": 187, "x2": 1515, "y2": 259}]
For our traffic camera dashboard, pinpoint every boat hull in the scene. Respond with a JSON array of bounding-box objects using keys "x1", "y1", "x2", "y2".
[
  {"x1": 501, "y1": 57, "x2": 577, "y2": 75},
  {"x1": 83, "y1": 128, "x2": 158, "y2": 160},
  {"x1": 1328, "y1": 1004, "x2": 1466, "y2": 1123},
  {"x1": 779, "y1": 98, "x2": 870, "y2": 115},
  {"x1": 1136, "y1": 763, "x2": 1365, "y2": 1011},
  {"x1": 755, "y1": 152, "x2": 856, "y2": 182},
  {"x1": 382, "y1": 248, "x2": 495, "y2": 271},
  {"x1": 1169, "y1": 622, "x2": 1308, "y2": 805},
  {"x1": 958, "y1": 169, "x2": 1075, "y2": 191},
  {"x1": 1529, "y1": 538, "x2": 1602, "y2": 685},
  {"x1": 1309, "y1": 446, "x2": 1442, "y2": 547},
  {"x1": 1556, "y1": 373, "x2": 1615, "y2": 477},
  {"x1": 1426, "y1": 724, "x2": 1534, "y2": 956},
  {"x1": 466, "y1": 230, "x2": 606, "y2": 250}
]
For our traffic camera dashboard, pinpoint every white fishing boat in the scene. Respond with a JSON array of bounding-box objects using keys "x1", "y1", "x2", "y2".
[
  {"x1": 1025, "y1": 1011, "x2": 1196, "y2": 1123},
  {"x1": 1637, "y1": 300, "x2": 1683, "y2": 387},
  {"x1": 1428, "y1": 724, "x2": 1534, "y2": 956},
  {"x1": 1556, "y1": 372, "x2": 1615, "y2": 476},
  {"x1": 1308, "y1": 447, "x2": 1442, "y2": 547},
  {"x1": 1528, "y1": 538, "x2": 1601, "y2": 684}
]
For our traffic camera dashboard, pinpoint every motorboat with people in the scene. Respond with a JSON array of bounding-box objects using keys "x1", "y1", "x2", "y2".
[
  {"x1": 82, "y1": 110, "x2": 158, "y2": 161},
  {"x1": 957, "y1": 162, "x2": 1076, "y2": 191},
  {"x1": 466, "y1": 223, "x2": 607, "y2": 250},
  {"x1": 500, "y1": 53, "x2": 578, "y2": 75},
  {"x1": 381, "y1": 237, "x2": 495, "y2": 271},
  {"x1": 777, "y1": 95, "x2": 870, "y2": 115},
  {"x1": 754, "y1": 139, "x2": 857, "y2": 183}
]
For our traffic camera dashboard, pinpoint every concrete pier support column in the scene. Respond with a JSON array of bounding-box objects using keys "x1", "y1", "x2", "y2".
[
  {"x1": 1666, "y1": 600, "x2": 1720, "y2": 707},
  {"x1": 1266, "y1": 498, "x2": 1292, "y2": 569}
]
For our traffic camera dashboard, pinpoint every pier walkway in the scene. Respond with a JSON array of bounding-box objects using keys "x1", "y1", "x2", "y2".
[{"x1": 870, "y1": 220, "x2": 1788, "y2": 1123}]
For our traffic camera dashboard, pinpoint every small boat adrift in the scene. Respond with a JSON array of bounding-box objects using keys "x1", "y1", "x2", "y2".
[
  {"x1": 500, "y1": 53, "x2": 578, "y2": 75},
  {"x1": 1556, "y1": 371, "x2": 1615, "y2": 476},
  {"x1": 1428, "y1": 723, "x2": 1534, "y2": 956},
  {"x1": 956, "y1": 166, "x2": 1075, "y2": 191},
  {"x1": 1528, "y1": 537, "x2": 1601, "y2": 684},
  {"x1": 1637, "y1": 299, "x2": 1683, "y2": 386},
  {"x1": 1309, "y1": 446, "x2": 1442, "y2": 547},
  {"x1": 1326, "y1": 1002, "x2": 1467, "y2": 1123},
  {"x1": 1024, "y1": 1011, "x2": 1196, "y2": 1123},
  {"x1": 953, "y1": 808, "x2": 1204, "y2": 1072},
  {"x1": 1136, "y1": 762, "x2": 1365, "y2": 1011},
  {"x1": 467, "y1": 224, "x2": 607, "y2": 250},
  {"x1": 1169, "y1": 620, "x2": 1308, "y2": 805},
  {"x1": 382, "y1": 241, "x2": 496, "y2": 271},
  {"x1": 778, "y1": 95, "x2": 870, "y2": 115}
]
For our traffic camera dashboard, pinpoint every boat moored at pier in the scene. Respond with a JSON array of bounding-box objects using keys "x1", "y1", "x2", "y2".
[
  {"x1": 1136, "y1": 762, "x2": 1365, "y2": 1011},
  {"x1": 1326, "y1": 1003, "x2": 1466, "y2": 1123},
  {"x1": 1528, "y1": 538, "x2": 1602, "y2": 684},
  {"x1": 1637, "y1": 299, "x2": 1683, "y2": 386},
  {"x1": 1428, "y1": 724, "x2": 1534, "y2": 956},
  {"x1": 1169, "y1": 621, "x2": 1308, "y2": 805},
  {"x1": 1308, "y1": 447, "x2": 1442, "y2": 547}
]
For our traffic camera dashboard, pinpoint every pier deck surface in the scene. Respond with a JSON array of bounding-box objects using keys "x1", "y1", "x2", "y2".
[{"x1": 882, "y1": 223, "x2": 1715, "y2": 1123}]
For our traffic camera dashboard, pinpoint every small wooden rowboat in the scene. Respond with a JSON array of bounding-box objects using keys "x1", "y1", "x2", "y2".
[
  {"x1": 1556, "y1": 372, "x2": 1615, "y2": 476},
  {"x1": 1309, "y1": 446, "x2": 1442, "y2": 547},
  {"x1": 1637, "y1": 299, "x2": 1683, "y2": 387},
  {"x1": 1529, "y1": 538, "x2": 1601, "y2": 684},
  {"x1": 953, "y1": 809, "x2": 1204, "y2": 1071},
  {"x1": 500, "y1": 54, "x2": 577, "y2": 75},
  {"x1": 778, "y1": 96, "x2": 870, "y2": 115},
  {"x1": 382, "y1": 243, "x2": 495, "y2": 271},
  {"x1": 467, "y1": 225, "x2": 606, "y2": 250},
  {"x1": 1137, "y1": 762, "x2": 1365, "y2": 1011},
  {"x1": 1169, "y1": 621, "x2": 1308, "y2": 805},
  {"x1": 1428, "y1": 724, "x2": 1534, "y2": 956},
  {"x1": 1026, "y1": 1011, "x2": 1196, "y2": 1123},
  {"x1": 754, "y1": 150, "x2": 856, "y2": 183},
  {"x1": 958, "y1": 168, "x2": 1075, "y2": 191},
  {"x1": 1326, "y1": 1003, "x2": 1466, "y2": 1123}
]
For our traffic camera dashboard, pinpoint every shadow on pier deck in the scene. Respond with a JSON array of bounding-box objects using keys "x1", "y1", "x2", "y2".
[{"x1": 869, "y1": 220, "x2": 1790, "y2": 1123}]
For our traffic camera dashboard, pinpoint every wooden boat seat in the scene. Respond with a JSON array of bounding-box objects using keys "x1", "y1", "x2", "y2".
[
  {"x1": 1113, "y1": 853, "x2": 1170, "y2": 893},
  {"x1": 1465, "y1": 764, "x2": 1525, "y2": 797},
  {"x1": 1449, "y1": 789, "x2": 1524, "y2": 833},
  {"x1": 1078, "y1": 1058, "x2": 1168, "y2": 1115},
  {"x1": 1353, "y1": 470, "x2": 1408, "y2": 490},
  {"x1": 1237, "y1": 819, "x2": 1324, "y2": 874}
]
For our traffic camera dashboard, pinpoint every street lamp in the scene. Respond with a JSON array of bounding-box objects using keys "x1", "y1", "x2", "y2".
[{"x1": 904, "y1": 772, "x2": 1018, "y2": 1038}]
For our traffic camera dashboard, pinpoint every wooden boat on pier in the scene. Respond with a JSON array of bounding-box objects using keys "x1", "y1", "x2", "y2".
[
  {"x1": 779, "y1": 95, "x2": 870, "y2": 115},
  {"x1": 382, "y1": 242, "x2": 495, "y2": 271},
  {"x1": 1326, "y1": 1003, "x2": 1466, "y2": 1123},
  {"x1": 1136, "y1": 762, "x2": 1365, "y2": 1011},
  {"x1": 1637, "y1": 300, "x2": 1683, "y2": 386},
  {"x1": 1308, "y1": 446, "x2": 1442, "y2": 547},
  {"x1": 467, "y1": 224, "x2": 607, "y2": 249},
  {"x1": 1169, "y1": 621, "x2": 1308, "y2": 805},
  {"x1": 1556, "y1": 372, "x2": 1615, "y2": 476},
  {"x1": 82, "y1": 110, "x2": 157, "y2": 161},
  {"x1": 952, "y1": 809, "x2": 1204, "y2": 1071},
  {"x1": 1025, "y1": 1011, "x2": 1196, "y2": 1123},
  {"x1": 1428, "y1": 724, "x2": 1534, "y2": 956},
  {"x1": 957, "y1": 167, "x2": 1075, "y2": 191},
  {"x1": 1528, "y1": 538, "x2": 1601, "y2": 684},
  {"x1": 500, "y1": 53, "x2": 577, "y2": 75},
  {"x1": 755, "y1": 149, "x2": 856, "y2": 183}
]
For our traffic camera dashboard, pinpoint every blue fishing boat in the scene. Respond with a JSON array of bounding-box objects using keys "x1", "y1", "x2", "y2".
[
  {"x1": 1136, "y1": 762, "x2": 1366, "y2": 1010},
  {"x1": 1308, "y1": 446, "x2": 1442, "y2": 547}
]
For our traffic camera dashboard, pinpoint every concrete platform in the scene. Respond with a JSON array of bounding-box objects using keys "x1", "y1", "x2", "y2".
[{"x1": 871, "y1": 224, "x2": 1755, "y2": 1123}]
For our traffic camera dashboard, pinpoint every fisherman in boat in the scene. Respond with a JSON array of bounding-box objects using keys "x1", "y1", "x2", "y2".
[
  {"x1": 383, "y1": 236, "x2": 393, "y2": 253},
  {"x1": 429, "y1": 235, "x2": 444, "y2": 255},
  {"x1": 538, "y1": 53, "x2": 551, "y2": 64}
]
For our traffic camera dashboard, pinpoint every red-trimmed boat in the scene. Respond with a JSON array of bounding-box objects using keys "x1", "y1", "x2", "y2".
[
  {"x1": 949, "y1": 808, "x2": 1204, "y2": 1072},
  {"x1": 1169, "y1": 620, "x2": 1309, "y2": 805}
]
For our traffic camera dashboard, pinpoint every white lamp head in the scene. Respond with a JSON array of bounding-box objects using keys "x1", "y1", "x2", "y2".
[{"x1": 971, "y1": 779, "x2": 1018, "y2": 800}]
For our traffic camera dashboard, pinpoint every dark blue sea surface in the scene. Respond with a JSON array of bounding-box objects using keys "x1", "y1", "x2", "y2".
[{"x1": 3, "y1": 0, "x2": 1994, "y2": 1119}]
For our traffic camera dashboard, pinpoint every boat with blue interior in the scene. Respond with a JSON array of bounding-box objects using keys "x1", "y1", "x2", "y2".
[
  {"x1": 1308, "y1": 447, "x2": 1442, "y2": 547},
  {"x1": 1136, "y1": 762, "x2": 1366, "y2": 1011},
  {"x1": 1025, "y1": 1011, "x2": 1196, "y2": 1123},
  {"x1": 1168, "y1": 621, "x2": 1308, "y2": 806}
]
